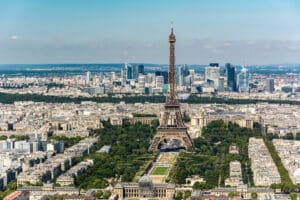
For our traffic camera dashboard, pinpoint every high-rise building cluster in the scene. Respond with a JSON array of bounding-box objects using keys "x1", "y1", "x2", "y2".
[
  {"x1": 119, "y1": 62, "x2": 251, "y2": 95},
  {"x1": 119, "y1": 63, "x2": 197, "y2": 94},
  {"x1": 0, "y1": 63, "x2": 299, "y2": 101},
  {"x1": 204, "y1": 62, "x2": 250, "y2": 93},
  {"x1": 121, "y1": 63, "x2": 145, "y2": 82}
]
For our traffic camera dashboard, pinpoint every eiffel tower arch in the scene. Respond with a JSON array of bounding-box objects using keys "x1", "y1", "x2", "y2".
[{"x1": 149, "y1": 26, "x2": 193, "y2": 152}]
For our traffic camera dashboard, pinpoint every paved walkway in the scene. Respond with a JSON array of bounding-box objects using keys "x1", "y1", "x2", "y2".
[{"x1": 148, "y1": 152, "x2": 178, "y2": 183}]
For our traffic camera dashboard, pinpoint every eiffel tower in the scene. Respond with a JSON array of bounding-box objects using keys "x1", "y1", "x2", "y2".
[{"x1": 149, "y1": 26, "x2": 192, "y2": 151}]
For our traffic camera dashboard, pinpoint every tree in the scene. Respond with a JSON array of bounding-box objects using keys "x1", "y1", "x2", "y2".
[
  {"x1": 50, "y1": 196, "x2": 63, "y2": 200},
  {"x1": 228, "y1": 192, "x2": 239, "y2": 197},
  {"x1": 102, "y1": 191, "x2": 111, "y2": 199},
  {"x1": 0, "y1": 135, "x2": 7, "y2": 140},
  {"x1": 183, "y1": 112, "x2": 191, "y2": 123},
  {"x1": 94, "y1": 190, "x2": 103, "y2": 199},
  {"x1": 270, "y1": 183, "x2": 278, "y2": 189},
  {"x1": 281, "y1": 182, "x2": 296, "y2": 193},
  {"x1": 175, "y1": 191, "x2": 183, "y2": 200},
  {"x1": 132, "y1": 113, "x2": 157, "y2": 117},
  {"x1": 6, "y1": 181, "x2": 17, "y2": 191},
  {"x1": 91, "y1": 178, "x2": 107, "y2": 189},
  {"x1": 251, "y1": 192, "x2": 258, "y2": 199},
  {"x1": 193, "y1": 182, "x2": 213, "y2": 190},
  {"x1": 9, "y1": 135, "x2": 16, "y2": 139},
  {"x1": 9, "y1": 135, "x2": 29, "y2": 141},
  {"x1": 290, "y1": 192, "x2": 297, "y2": 200},
  {"x1": 183, "y1": 190, "x2": 191, "y2": 200},
  {"x1": 296, "y1": 133, "x2": 300, "y2": 140},
  {"x1": 48, "y1": 136, "x2": 82, "y2": 148},
  {"x1": 282, "y1": 133, "x2": 294, "y2": 140},
  {"x1": 151, "y1": 119, "x2": 160, "y2": 128},
  {"x1": 266, "y1": 133, "x2": 279, "y2": 140},
  {"x1": 0, "y1": 92, "x2": 300, "y2": 105}
]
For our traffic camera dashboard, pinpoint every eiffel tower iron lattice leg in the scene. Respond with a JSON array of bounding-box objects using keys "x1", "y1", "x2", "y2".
[{"x1": 149, "y1": 26, "x2": 193, "y2": 151}]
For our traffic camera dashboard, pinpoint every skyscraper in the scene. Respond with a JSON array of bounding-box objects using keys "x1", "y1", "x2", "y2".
[
  {"x1": 266, "y1": 78, "x2": 275, "y2": 93},
  {"x1": 121, "y1": 65, "x2": 127, "y2": 85},
  {"x1": 226, "y1": 63, "x2": 237, "y2": 92},
  {"x1": 209, "y1": 63, "x2": 219, "y2": 67},
  {"x1": 219, "y1": 77, "x2": 225, "y2": 92},
  {"x1": 145, "y1": 73, "x2": 154, "y2": 85},
  {"x1": 138, "y1": 75, "x2": 145, "y2": 92},
  {"x1": 182, "y1": 64, "x2": 190, "y2": 76},
  {"x1": 189, "y1": 69, "x2": 195, "y2": 82},
  {"x1": 86, "y1": 71, "x2": 91, "y2": 85},
  {"x1": 121, "y1": 63, "x2": 132, "y2": 82},
  {"x1": 126, "y1": 65, "x2": 133, "y2": 80},
  {"x1": 131, "y1": 64, "x2": 144, "y2": 80},
  {"x1": 132, "y1": 65, "x2": 138, "y2": 80},
  {"x1": 205, "y1": 64, "x2": 220, "y2": 90},
  {"x1": 176, "y1": 65, "x2": 183, "y2": 86},
  {"x1": 176, "y1": 64, "x2": 189, "y2": 86},
  {"x1": 155, "y1": 76, "x2": 164, "y2": 88},
  {"x1": 138, "y1": 64, "x2": 145, "y2": 75},
  {"x1": 155, "y1": 71, "x2": 168, "y2": 84},
  {"x1": 237, "y1": 66, "x2": 249, "y2": 93}
]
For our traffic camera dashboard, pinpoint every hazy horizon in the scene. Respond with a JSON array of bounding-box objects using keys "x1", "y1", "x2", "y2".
[
  {"x1": 1, "y1": 0, "x2": 300, "y2": 64},
  {"x1": 1, "y1": 62, "x2": 300, "y2": 66}
]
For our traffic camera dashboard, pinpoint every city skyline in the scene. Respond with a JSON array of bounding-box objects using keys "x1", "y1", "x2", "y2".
[
  {"x1": 1, "y1": 3, "x2": 300, "y2": 198},
  {"x1": 1, "y1": 0, "x2": 300, "y2": 64}
]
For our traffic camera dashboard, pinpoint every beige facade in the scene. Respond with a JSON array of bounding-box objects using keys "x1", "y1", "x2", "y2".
[
  {"x1": 209, "y1": 186, "x2": 274, "y2": 199},
  {"x1": 225, "y1": 161, "x2": 242, "y2": 187},
  {"x1": 126, "y1": 117, "x2": 157, "y2": 125},
  {"x1": 191, "y1": 113, "x2": 253, "y2": 136},
  {"x1": 110, "y1": 117, "x2": 123, "y2": 126},
  {"x1": 18, "y1": 183, "x2": 82, "y2": 200},
  {"x1": 113, "y1": 175, "x2": 175, "y2": 200}
]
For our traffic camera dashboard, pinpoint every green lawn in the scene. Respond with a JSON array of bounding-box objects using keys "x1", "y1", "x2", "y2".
[{"x1": 151, "y1": 167, "x2": 169, "y2": 175}]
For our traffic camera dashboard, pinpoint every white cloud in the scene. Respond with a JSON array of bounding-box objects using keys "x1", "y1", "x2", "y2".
[
  {"x1": 9, "y1": 35, "x2": 19, "y2": 40},
  {"x1": 146, "y1": 42, "x2": 153, "y2": 48},
  {"x1": 211, "y1": 48, "x2": 224, "y2": 54},
  {"x1": 2, "y1": 38, "x2": 300, "y2": 64},
  {"x1": 223, "y1": 41, "x2": 232, "y2": 47},
  {"x1": 245, "y1": 40, "x2": 254, "y2": 45}
]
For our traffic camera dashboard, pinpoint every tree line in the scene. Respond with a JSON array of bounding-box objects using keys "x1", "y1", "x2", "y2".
[{"x1": 0, "y1": 92, "x2": 300, "y2": 105}]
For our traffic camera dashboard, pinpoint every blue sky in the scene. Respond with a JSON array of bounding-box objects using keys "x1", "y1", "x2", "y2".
[{"x1": 1, "y1": 0, "x2": 300, "y2": 64}]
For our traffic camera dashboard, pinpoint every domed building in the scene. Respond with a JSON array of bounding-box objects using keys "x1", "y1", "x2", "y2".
[
  {"x1": 113, "y1": 174, "x2": 175, "y2": 200},
  {"x1": 138, "y1": 175, "x2": 154, "y2": 198}
]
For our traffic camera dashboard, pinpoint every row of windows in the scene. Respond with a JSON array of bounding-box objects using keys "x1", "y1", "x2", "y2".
[{"x1": 123, "y1": 188, "x2": 168, "y2": 198}]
